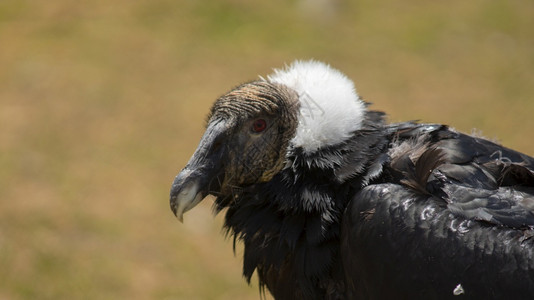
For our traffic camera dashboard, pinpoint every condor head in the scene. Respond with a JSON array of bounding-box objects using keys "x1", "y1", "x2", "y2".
[
  {"x1": 170, "y1": 81, "x2": 299, "y2": 222},
  {"x1": 170, "y1": 60, "x2": 366, "y2": 222}
]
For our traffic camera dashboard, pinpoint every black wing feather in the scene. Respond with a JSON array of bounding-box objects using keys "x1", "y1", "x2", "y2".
[
  {"x1": 342, "y1": 125, "x2": 534, "y2": 299},
  {"x1": 342, "y1": 184, "x2": 534, "y2": 299}
]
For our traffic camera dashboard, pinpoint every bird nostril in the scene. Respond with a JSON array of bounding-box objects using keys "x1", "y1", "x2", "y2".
[{"x1": 211, "y1": 139, "x2": 224, "y2": 153}]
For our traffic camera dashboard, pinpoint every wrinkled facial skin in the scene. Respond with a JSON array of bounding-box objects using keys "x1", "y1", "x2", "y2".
[
  {"x1": 170, "y1": 81, "x2": 298, "y2": 220},
  {"x1": 209, "y1": 81, "x2": 299, "y2": 193},
  {"x1": 222, "y1": 115, "x2": 284, "y2": 188}
]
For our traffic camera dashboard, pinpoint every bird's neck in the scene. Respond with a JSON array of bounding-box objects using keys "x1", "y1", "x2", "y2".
[{"x1": 216, "y1": 110, "x2": 390, "y2": 298}]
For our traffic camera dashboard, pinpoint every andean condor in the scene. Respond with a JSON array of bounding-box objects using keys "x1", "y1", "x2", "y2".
[{"x1": 170, "y1": 60, "x2": 534, "y2": 299}]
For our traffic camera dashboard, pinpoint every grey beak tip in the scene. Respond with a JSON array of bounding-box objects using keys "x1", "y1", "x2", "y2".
[
  {"x1": 170, "y1": 194, "x2": 185, "y2": 223},
  {"x1": 169, "y1": 172, "x2": 203, "y2": 224}
]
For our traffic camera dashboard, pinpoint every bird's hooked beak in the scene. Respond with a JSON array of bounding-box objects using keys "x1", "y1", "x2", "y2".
[{"x1": 170, "y1": 120, "x2": 227, "y2": 222}]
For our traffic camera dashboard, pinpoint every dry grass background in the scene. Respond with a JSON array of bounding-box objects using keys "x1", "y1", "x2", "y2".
[{"x1": 1, "y1": 0, "x2": 533, "y2": 299}]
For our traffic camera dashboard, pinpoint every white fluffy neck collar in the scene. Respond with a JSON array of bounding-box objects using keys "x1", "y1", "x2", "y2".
[{"x1": 267, "y1": 60, "x2": 366, "y2": 153}]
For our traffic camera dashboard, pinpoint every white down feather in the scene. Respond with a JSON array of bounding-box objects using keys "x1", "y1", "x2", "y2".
[{"x1": 268, "y1": 60, "x2": 366, "y2": 153}]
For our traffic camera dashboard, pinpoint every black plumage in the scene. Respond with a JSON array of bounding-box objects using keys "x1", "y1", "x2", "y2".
[
  {"x1": 170, "y1": 62, "x2": 534, "y2": 299},
  {"x1": 217, "y1": 111, "x2": 390, "y2": 299},
  {"x1": 343, "y1": 124, "x2": 534, "y2": 299}
]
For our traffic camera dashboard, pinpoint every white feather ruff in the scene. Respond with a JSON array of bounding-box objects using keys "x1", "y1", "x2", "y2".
[{"x1": 267, "y1": 60, "x2": 366, "y2": 153}]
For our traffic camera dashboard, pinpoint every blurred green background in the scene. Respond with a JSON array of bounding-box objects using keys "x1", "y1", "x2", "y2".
[{"x1": 1, "y1": 0, "x2": 533, "y2": 299}]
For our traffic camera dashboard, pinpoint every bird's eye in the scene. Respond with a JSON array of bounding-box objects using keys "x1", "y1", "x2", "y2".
[{"x1": 252, "y1": 119, "x2": 267, "y2": 133}]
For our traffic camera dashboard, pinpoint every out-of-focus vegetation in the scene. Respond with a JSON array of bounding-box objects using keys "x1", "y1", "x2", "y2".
[{"x1": 0, "y1": 0, "x2": 533, "y2": 299}]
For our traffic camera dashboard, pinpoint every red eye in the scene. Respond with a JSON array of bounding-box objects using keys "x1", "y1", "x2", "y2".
[{"x1": 252, "y1": 119, "x2": 267, "y2": 133}]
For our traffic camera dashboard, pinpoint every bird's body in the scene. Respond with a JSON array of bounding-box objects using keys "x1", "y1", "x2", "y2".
[
  {"x1": 170, "y1": 61, "x2": 534, "y2": 299},
  {"x1": 343, "y1": 124, "x2": 534, "y2": 299}
]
